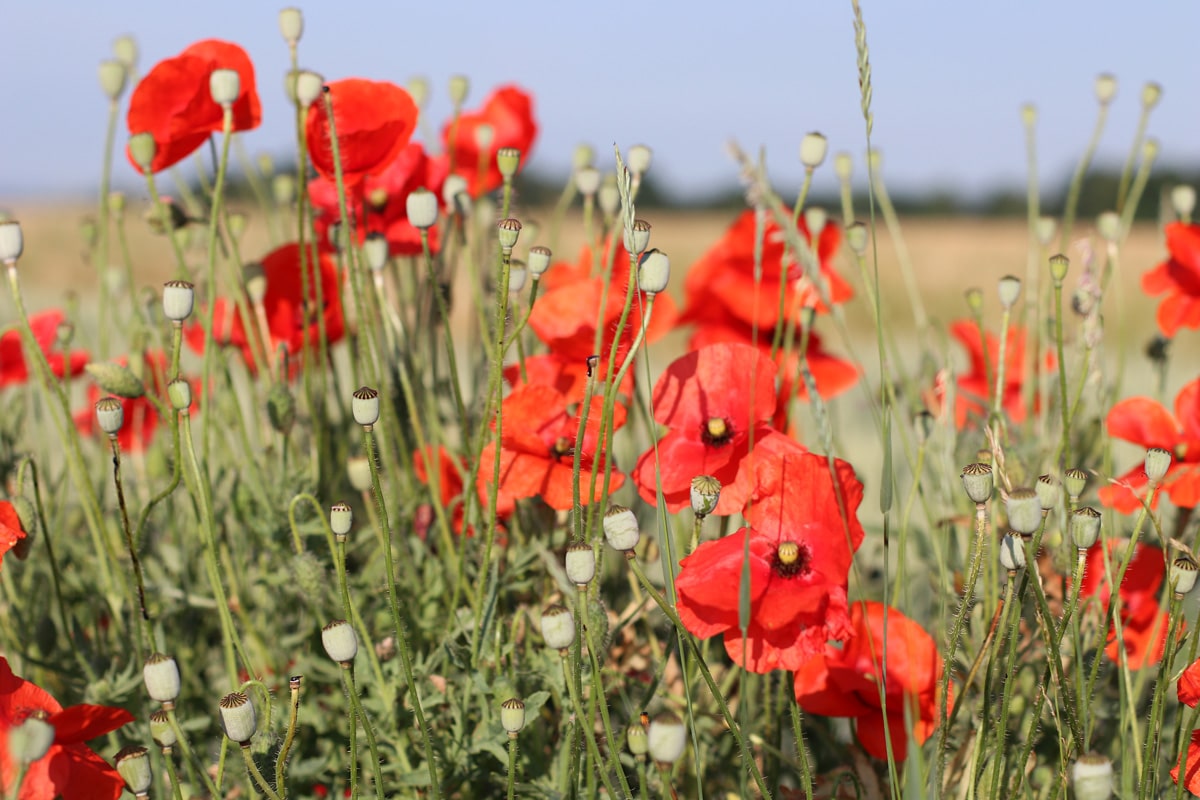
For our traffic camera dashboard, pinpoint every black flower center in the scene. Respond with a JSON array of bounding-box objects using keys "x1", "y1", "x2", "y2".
[
  {"x1": 702, "y1": 417, "x2": 733, "y2": 447},
  {"x1": 772, "y1": 540, "x2": 811, "y2": 579},
  {"x1": 551, "y1": 436, "x2": 574, "y2": 460}
]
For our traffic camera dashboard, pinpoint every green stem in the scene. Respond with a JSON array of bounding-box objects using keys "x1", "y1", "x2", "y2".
[
  {"x1": 343, "y1": 666, "x2": 385, "y2": 800},
  {"x1": 239, "y1": 745, "x2": 282, "y2": 800},
  {"x1": 562, "y1": 654, "x2": 625, "y2": 799}
]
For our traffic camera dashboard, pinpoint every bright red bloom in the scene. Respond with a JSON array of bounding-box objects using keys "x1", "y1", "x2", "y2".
[
  {"x1": 1078, "y1": 541, "x2": 1171, "y2": 670},
  {"x1": 0, "y1": 657, "x2": 134, "y2": 800},
  {"x1": 683, "y1": 208, "x2": 852, "y2": 333},
  {"x1": 185, "y1": 243, "x2": 344, "y2": 372},
  {"x1": 1142, "y1": 222, "x2": 1200, "y2": 337},
  {"x1": 0, "y1": 310, "x2": 89, "y2": 388},
  {"x1": 442, "y1": 85, "x2": 537, "y2": 197},
  {"x1": 932, "y1": 319, "x2": 1049, "y2": 428},
  {"x1": 126, "y1": 39, "x2": 261, "y2": 174},
  {"x1": 502, "y1": 352, "x2": 634, "y2": 406},
  {"x1": 413, "y1": 445, "x2": 508, "y2": 537},
  {"x1": 529, "y1": 243, "x2": 679, "y2": 371},
  {"x1": 794, "y1": 601, "x2": 944, "y2": 761},
  {"x1": 477, "y1": 384, "x2": 625, "y2": 511},
  {"x1": 633, "y1": 343, "x2": 785, "y2": 515},
  {"x1": 675, "y1": 449, "x2": 864, "y2": 672},
  {"x1": 1099, "y1": 377, "x2": 1200, "y2": 513},
  {"x1": 306, "y1": 79, "x2": 418, "y2": 190},
  {"x1": 0, "y1": 501, "x2": 26, "y2": 569},
  {"x1": 309, "y1": 142, "x2": 447, "y2": 257},
  {"x1": 1172, "y1": 729, "x2": 1200, "y2": 794},
  {"x1": 74, "y1": 352, "x2": 175, "y2": 453}
]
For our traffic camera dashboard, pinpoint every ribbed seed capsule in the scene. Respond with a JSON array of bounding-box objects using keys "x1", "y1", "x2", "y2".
[
  {"x1": 1064, "y1": 468, "x2": 1088, "y2": 500},
  {"x1": 322, "y1": 619, "x2": 359, "y2": 664},
  {"x1": 626, "y1": 723, "x2": 649, "y2": 757},
  {"x1": 1145, "y1": 447, "x2": 1172, "y2": 485},
  {"x1": 539, "y1": 604, "x2": 575, "y2": 653},
  {"x1": 690, "y1": 475, "x2": 721, "y2": 518},
  {"x1": 565, "y1": 544, "x2": 596, "y2": 588},
  {"x1": 330, "y1": 502, "x2": 353, "y2": 540},
  {"x1": 143, "y1": 653, "x2": 181, "y2": 707},
  {"x1": 1070, "y1": 507, "x2": 1102, "y2": 550},
  {"x1": 1071, "y1": 752, "x2": 1113, "y2": 800},
  {"x1": 603, "y1": 505, "x2": 640, "y2": 553},
  {"x1": 352, "y1": 386, "x2": 380, "y2": 428},
  {"x1": 1035, "y1": 475, "x2": 1061, "y2": 511},
  {"x1": 94, "y1": 397, "x2": 125, "y2": 437},
  {"x1": 219, "y1": 692, "x2": 257, "y2": 745},
  {"x1": 527, "y1": 246, "x2": 552, "y2": 277},
  {"x1": 149, "y1": 709, "x2": 176, "y2": 748},
  {"x1": 500, "y1": 697, "x2": 526, "y2": 738},
  {"x1": 114, "y1": 745, "x2": 152, "y2": 795},
  {"x1": 961, "y1": 463, "x2": 994, "y2": 505},
  {"x1": 162, "y1": 280, "x2": 195, "y2": 322},
  {"x1": 1005, "y1": 488, "x2": 1042, "y2": 535},
  {"x1": 7, "y1": 713, "x2": 54, "y2": 763},
  {"x1": 1171, "y1": 555, "x2": 1199, "y2": 596}
]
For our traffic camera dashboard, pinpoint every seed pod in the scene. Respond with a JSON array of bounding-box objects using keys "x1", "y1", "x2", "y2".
[
  {"x1": 1171, "y1": 555, "x2": 1199, "y2": 596},
  {"x1": 1005, "y1": 488, "x2": 1042, "y2": 535},
  {"x1": 330, "y1": 502, "x2": 353, "y2": 539},
  {"x1": 209, "y1": 69, "x2": 240, "y2": 107},
  {"x1": 406, "y1": 189, "x2": 439, "y2": 231},
  {"x1": 352, "y1": 386, "x2": 380, "y2": 428},
  {"x1": 1071, "y1": 752, "x2": 1113, "y2": 800},
  {"x1": 496, "y1": 147, "x2": 521, "y2": 179},
  {"x1": 627, "y1": 145, "x2": 652, "y2": 175},
  {"x1": 1070, "y1": 507, "x2": 1101, "y2": 550},
  {"x1": 1145, "y1": 447, "x2": 1172, "y2": 485},
  {"x1": 799, "y1": 132, "x2": 828, "y2": 169},
  {"x1": 690, "y1": 475, "x2": 721, "y2": 518},
  {"x1": 500, "y1": 697, "x2": 525, "y2": 738},
  {"x1": 960, "y1": 463, "x2": 993, "y2": 505},
  {"x1": 322, "y1": 619, "x2": 358, "y2": 664},
  {"x1": 1035, "y1": 475, "x2": 1061, "y2": 512},
  {"x1": 565, "y1": 544, "x2": 596, "y2": 588},
  {"x1": 149, "y1": 709, "x2": 176, "y2": 748},
  {"x1": 648, "y1": 712, "x2": 687, "y2": 764},
  {"x1": 1064, "y1": 468, "x2": 1087, "y2": 500},
  {"x1": 143, "y1": 653, "x2": 181, "y2": 707},
  {"x1": 162, "y1": 280, "x2": 195, "y2": 322},
  {"x1": 218, "y1": 692, "x2": 257, "y2": 745},
  {"x1": 999, "y1": 533, "x2": 1026, "y2": 571},
  {"x1": 603, "y1": 505, "x2": 640, "y2": 553},
  {"x1": 114, "y1": 745, "x2": 152, "y2": 795},
  {"x1": 94, "y1": 397, "x2": 125, "y2": 437},
  {"x1": 637, "y1": 249, "x2": 669, "y2": 295},
  {"x1": 539, "y1": 604, "x2": 575, "y2": 653}
]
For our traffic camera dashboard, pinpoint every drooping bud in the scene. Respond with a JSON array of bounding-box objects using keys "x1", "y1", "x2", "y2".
[
  {"x1": 1171, "y1": 555, "x2": 1199, "y2": 596},
  {"x1": 322, "y1": 619, "x2": 359, "y2": 665},
  {"x1": 565, "y1": 543, "x2": 596, "y2": 588},
  {"x1": 143, "y1": 653, "x2": 181, "y2": 707},
  {"x1": 648, "y1": 713, "x2": 687, "y2": 764},
  {"x1": 960, "y1": 463, "x2": 994, "y2": 505},
  {"x1": 500, "y1": 698, "x2": 526, "y2": 738},
  {"x1": 997, "y1": 275, "x2": 1021, "y2": 309},
  {"x1": 540, "y1": 604, "x2": 575, "y2": 653},
  {"x1": 1071, "y1": 752, "x2": 1113, "y2": 800},
  {"x1": 114, "y1": 745, "x2": 152, "y2": 796},
  {"x1": 352, "y1": 387, "x2": 381, "y2": 428},
  {"x1": 330, "y1": 502, "x2": 353, "y2": 540},
  {"x1": 219, "y1": 692, "x2": 257, "y2": 745},
  {"x1": 94, "y1": 397, "x2": 125, "y2": 438},
  {"x1": 1070, "y1": 507, "x2": 1102, "y2": 550},
  {"x1": 1035, "y1": 475, "x2": 1061, "y2": 512},
  {"x1": 603, "y1": 505, "x2": 640, "y2": 553},
  {"x1": 406, "y1": 188, "x2": 439, "y2": 230},
  {"x1": 1005, "y1": 488, "x2": 1042, "y2": 535},
  {"x1": 999, "y1": 533, "x2": 1027, "y2": 571},
  {"x1": 1144, "y1": 447, "x2": 1172, "y2": 485},
  {"x1": 527, "y1": 245, "x2": 552, "y2": 277},
  {"x1": 799, "y1": 132, "x2": 828, "y2": 169},
  {"x1": 209, "y1": 69, "x2": 240, "y2": 107},
  {"x1": 637, "y1": 249, "x2": 670, "y2": 295}
]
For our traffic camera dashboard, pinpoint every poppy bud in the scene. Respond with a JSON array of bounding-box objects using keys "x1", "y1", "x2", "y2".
[
  {"x1": 167, "y1": 378, "x2": 192, "y2": 412},
  {"x1": 278, "y1": 7, "x2": 304, "y2": 45},
  {"x1": 497, "y1": 147, "x2": 521, "y2": 180},
  {"x1": 637, "y1": 249, "x2": 670, "y2": 295},
  {"x1": 94, "y1": 397, "x2": 124, "y2": 438},
  {"x1": 442, "y1": 174, "x2": 469, "y2": 210},
  {"x1": 114, "y1": 745, "x2": 152, "y2": 796},
  {"x1": 540, "y1": 604, "x2": 575, "y2": 653},
  {"x1": 362, "y1": 233, "x2": 389, "y2": 273},
  {"x1": 1096, "y1": 212, "x2": 1121, "y2": 243},
  {"x1": 272, "y1": 173, "x2": 296, "y2": 206},
  {"x1": 112, "y1": 35, "x2": 139, "y2": 69},
  {"x1": 845, "y1": 222, "x2": 868, "y2": 255},
  {"x1": 803, "y1": 207, "x2": 827, "y2": 238},
  {"x1": 209, "y1": 69, "x2": 241, "y2": 108},
  {"x1": 690, "y1": 475, "x2": 721, "y2": 518},
  {"x1": 0, "y1": 220, "x2": 24, "y2": 266},
  {"x1": 143, "y1": 653, "x2": 181, "y2": 707},
  {"x1": 508, "y1": 266, "x2": 528, "y2": 293},
  {"x1": 565, "y1": 543, "x2": 596, "y2": 588},
  {"x1": 626, "y1": 723, "x2": 649, "y2": 758},
  {"x1": 149, "y1": 710, "x2": 176, "y2": 749},
  {"x1": 1094, "y1": 73, "x2": 1117, "y2": 105},
  {"x1": 623, "y1": 219, "x2": 651, "y2": 255},
  {"x1": 960, "y1": 463, "x2": 993, "y2": 505},
  {"x1": 406, "y1": 188, "x2": 439, "y2": 230},
  {"x1": 128, "y1": 133, "x2": 157, "y2": 172},
  {"x1": 598, "y1": 180, "x2": 620, "y2": 218},
  {"x1": 799, "y1": 132, "x2": 828, "y2": 169},
  {"x1": 1064, "y1": 468, "x2": 1087, "y2": 501},
  {"x1": 294, "y1": 71, "x2": 324, "y2": 108},
  {"x1": 528, "y1": 245, "x2": 552, "y2": 277},
  {"x1": 1021, "y1": 103, "x2": 1037, "y2": 127},
  {"x1": 244, "y1": 263, "x2": 267, "y2": 305},
  {"x1": 1172, "y1": 555, "x2": 1199, "y2": 596},
  {"x1": 834, "y1": 151, "x2": 853, "y2": 180},
  {"x1": 575, "y1": 166, "x2": 601, "y2": 196},
  {"x1": 497, "y1": 218, "x2": 522, "y2": 253},
  {"x1": 322, "y1": 619, "x2": 358, "y2": 665},
  {"x1": 1171, "y1": 185, "x2": 1196, "y2": 221},
  {"x1": 330, "y1": 502, "x2": 353, "y2": 540},
  {"x1": 7, "y1": 713, "x2": 55, "y2": 764},
  {"x1": 648, "y1": 713, "x2": 687, "y2": 764},
  {"x1": 1144, "y1": 447, "x2": 1172, "y2": 485},
  {"x1": 500, "y1": 697, "x2": 526, "y2": 738},
  {"x1": 997, "y1": 275, "x2": 1021, "y2": 309},
  {"x1": 1035, "y1": 216, "x2": 1057, "y2": 247},
  {"x1": 474, "y1": 123, "x2": 495, "y2": 151},
  {"x1": 98, "y1": 60, "x2": 127, "y2": 101},
  {"x1": 10, "y1": 496, "x2": 35, "y2": 560},
  {"x1": 219, "y1": 692, "x2": 257, "y2": 745},
  {"x1": 407, "y1": 76, "x2": 429, "y2": 109},
  {"x1": 161, "y1": 279, "x2": 195, "y2": 323},
  {"x1": 1035, "y1": 475, "x2": 1061, "y2": 512},
  {"x1": 1071, "y1": 752, "x2": 1113, "y2": 800},
  {"x1": 603, "y1": 505, "x2": 640, "y2": 553},
  {"x1": 448, "y1": 74, "x2": 469, "y2": 106},
  {"x1": 1048, "y1": 254, "x2": 1069, "y2": 283},
  {"x1": 352, "y1": 387, "x2": 381, "y2": 428},
  {"x1": 1005, "y1": 488, "x2": 1042, "y2": 535},
  {"x1": 267, "y1": 385, "x2": 296, "y2": 435},
  {"x1": 1141, "y1": 81, "x2": 1162, "y2": 109},
  {"x1": 347, "y1": 456, "x2": 373, "y2": 492},
  {"x1": 999, "y1": 533, "x2": 1026, "y2": 571}
]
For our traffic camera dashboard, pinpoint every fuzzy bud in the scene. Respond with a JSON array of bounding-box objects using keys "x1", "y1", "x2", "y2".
[
  {"x1": 219, "y1": 692, "x2": 257, "y2": 745},
  {"x1": 999, "y1": 533, "x2": 1026, "y2": 571},
  {"x1": 143, "y1": 653, "x2": 181, "y2": 707},
  {"x1": 1071, "y1": 752, "x2": 1113, "y2": 800},
  {"x1": 7, "y1": 714, "x2": 55, "y2": 764},
  {"x1": 496, "y1": 147, "x2": 521, "y2": 180},
  {"x1": 1094, "y1": 73, "x2": 1118, "y2": 105},
  {"x1": 1048, "y1": 253, "x2": 1069, "y2": 284},
  {"x1": 115, "y1": 745, "x2": 152, "y2": 795},
  {"x1": 1171, "y1": 185, "x2": 1196, "y2": 221},
  {"x1": 1064, "y1": 468, "x2": 1087, "y2": 500},
  {"x1": 603, "y1": 505, "x2": 640, "y2": 553},
  {"x1": 500, "y1": 697, "x2": 526, "y2": 738},
  {"x1": 330, "y1": 502, "x2": 353, "y2": 540},
  {"x1": 527, "y1": 245, "x2": 552, "y2": 277},
  {"x1": 648, "y1": 713, "x2": 687, "y2": 764},
  {"x1": 352, "y1": 387, "x2": 380, "y2": 428},
  {"x1": 1035, "y1": 475, "x2": 1061, "y2": 512},
  {"x1": 637, "y1": 249, "x2": 670, "y2": 295},
  {"x1": 98, "y1": 60, "x2": 128, "y2": 101},
  {"x1": 278, "y1": 7, "x2": 304, "y2": 45},
  {"x1": 1144, "y1": 447, "x2": 1172, "y2": 485},
  {"x1": 690, "y1": 475, "x2": 721, "y2": 518},
  {"x1": 162, "y1": 280, "x2": 194, "y2": 322},
  {"x1": 1070, "y1": 507, "x2": 1102, "y2": 550},
  {"x1": 540, "y1": 604, "x2": 575, "y2": 653},
  {"x1": 94, "y1": 397, "x2": 124, "y2": 437},
  {"x1": 167, "y1": 378, "x2": 192, "y2": 412},
  {"x1": 961, "y1": 463, "x2": 994, "y2": 505},
  {"x1": 575, "y1": 167, "x2": 601, "y2": 196},
  {"x1": 799, "y1": 132, "x2": 828, "y2": 169},
  {"x1": 322, "y1": 619, "x2": 359, "y2": 664},
  {"x1": 294, "y1": 71, "x2": 324, "y2": 108},
  {"x1": 565, "y1": 543, "x2": 596, "y2": 588},
  {"x1": 209, "y1": 69, "x2": 240, "y2": 107},
  {"x1": 0, "y1": 220, "x2": 24, "y2": 266},
  {"x1": 149, "y1": 710, "x2": 176, "y2": 748},
  {"x1": 267, "y1": 385, "x2": 296, "y2": 435},
  {"x1": 406, "y1": 188, "x2": 439, "y2": 230},
  {"x1": 1171, "y1": 555, "x2": 1199, "y2": 596}
]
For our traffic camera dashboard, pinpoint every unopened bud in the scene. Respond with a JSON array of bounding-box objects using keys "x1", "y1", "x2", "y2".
[
  {"x1": 799, "y1": 132, "x2": 828, "y2": 169},
  {"x1": 128, "y1": 133, "x2": 157, "y2": 172},
  {"x1": 167, "y1": 379, "x2": 192, "y2": 412},
  {"x1": 294, "y1": 71, "x2": 324, "y2": 108}
]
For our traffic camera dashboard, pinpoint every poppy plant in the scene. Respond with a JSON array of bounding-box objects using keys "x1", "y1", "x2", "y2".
[
  {"x1": 0, "y1": 657, "x2": 134, "y2": 800},
  {"x1": 1142, "y1": 222, "x2": 1200, "y2": 337},
  {"x1": 793, "y1": 601, "x2": 945, "y2": 761},
  {"x1": 503, "y1": 353, "x2": 633, "y2": 407},
  {"x1": 1099, "y1": 376, "x2": 1200, "y2": 513},
  {"x1": 0, "y1": 501, "x2": 26, "y2": 569},
  {"x1": 442, "y1": 85, "x2": 538, "y2": 196},
  {"x1": 674, "y1": 449, "x2": 864, "y2": 672},
  {"x1": 413, "y1": 444, "x2": 508, "y2": 538},
  {"x1": 74, "y1": 351, "x2": 175, "y2": 453},
  {"x1": 932, "y1": 319, "x2": 1048, "y2": 428},
  {"x1": 477, "y1": 383, "x2": 625, "y2": 512},
  {"x1": 306, "y1": 79, "x2": 419, "y2": 189},
  {"x1": 632, "y1": 342, "x2": 786, "y2": 515},
  {"x1": 1078, "y1": 541, "x2": 1171, "y2": 670},
  {"x1": 0, "y1": 310, "x2": 89, "y2": 388},
  {"x1": 1174, "y1": 657, "x2": 1200, "y2": 793},
  {"x1": 126, "y1": 39, "x2": 261, "y2": 174},
  {"x1": 185, "y1": 242, "x2": 344, "y2": 372}
]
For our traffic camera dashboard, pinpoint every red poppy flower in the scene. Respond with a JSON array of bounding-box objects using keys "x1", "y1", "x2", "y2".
[
  {"x1": 442, "y1": 85, "x2": 537, "y2": 196},
  {"x1": 1142, "y1": 222, "x2": 1200, "y2": 337},
  {"x1": 74, "y1": 351, "x2": 175, "y2": 453},
  {"x1": 413, "y1": 445, "x2": 510, "y2": 538},
  {"x1": 477, "y1": 384, "x2": 625, "y2": 511},
  {"x1": 0, "y1": 657, "x2": 134, "y2": 800},
  {"x1": 0, "y1": 501, "x2": 26, "y2": 570},
  {"x1": 793, "y1": 601, "x2": 944, "y2": 761},
  {"x1": 529, "y1": 243, "x2": 679, "y2": 373},
  {"x1": 931, "y1": 319, "x2": 1051, "y2": 428},
  {"x1": 1098, "y1": 376, "x2": 1200, "y2": 513},
  {"x1": 126, "y1": 39, "x2": 261, "y2": 174},
  {"x1": 309, "y1": 142, "x2": 447, "y2": 257},
  {"x1": 306, "y1": 79, "x2": 418, "y2": 190},
  {"x1": 1077, "y1": 541, "x2": 1171, "y2": 669},
  {"x1": 674, "y1": 448, "x2": 863, "y2": 672},
  {"x1": 1172, "y1": 729, "x2": 1200, "y2": 794},
  {"x1": 632, "y1": 343, "x2": 785, "y2": 515},
  {"x1": 185, "y1": 243, "x2": 344, "y2": 373},
  {"x1": 0, "y1": 310, "x2": 89, "y2": 388},
  {"x1": 683, "y1": 208, "x2": 852, "y2": 334},
  {"x1": 502, "y1": 353, "x2": 634, "y2": 407}
]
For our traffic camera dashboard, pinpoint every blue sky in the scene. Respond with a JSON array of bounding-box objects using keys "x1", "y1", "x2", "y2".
[{"x1": 1, "y1": 1, "x2": 1197, "y2": 201}]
